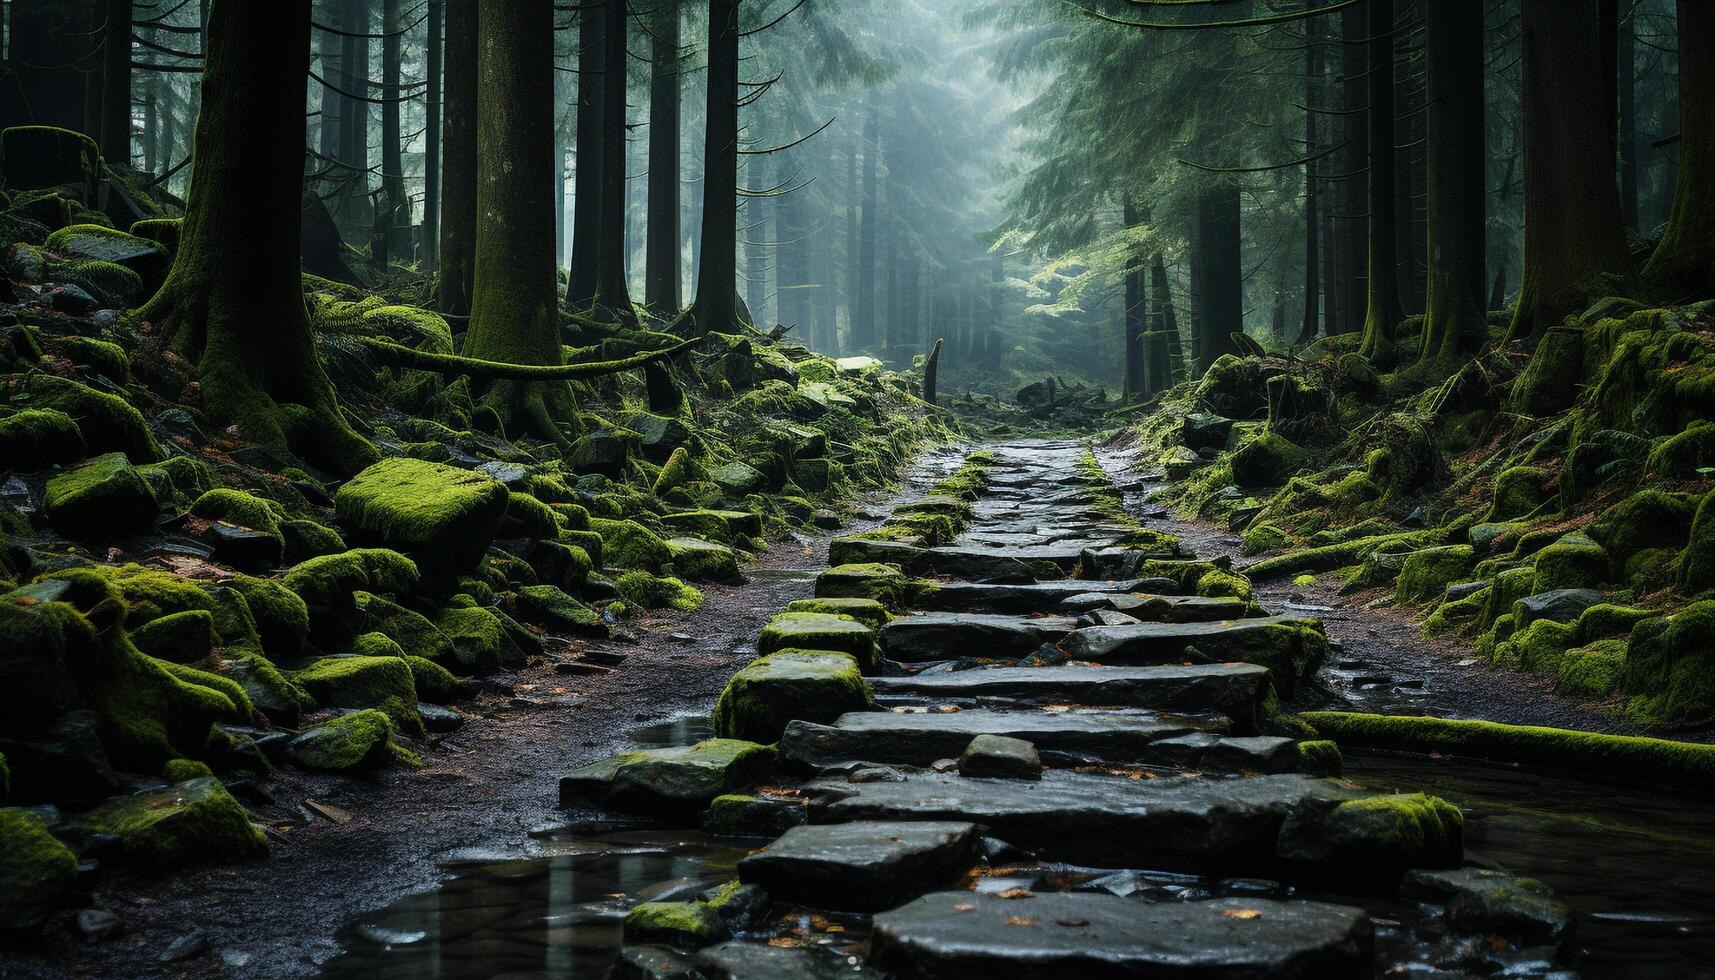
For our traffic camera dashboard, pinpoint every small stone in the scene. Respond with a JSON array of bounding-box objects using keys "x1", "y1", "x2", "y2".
[
  {"x1": 157, "y1": 930, "x2": 207, "y2": 963},
  {"x1": 623, "y1": 901, "x2": 726, "y2": 948},
  {"x1": 957, "y1": 733, "x2": 1041, "y2": 780},
  {"x1": 76, "y1": 908, "x2": 123, "y2": 942}
]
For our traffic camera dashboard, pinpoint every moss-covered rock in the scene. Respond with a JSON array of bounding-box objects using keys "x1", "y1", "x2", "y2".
[
  {"x1": 287, "y1": 709, "x2": 400, "y2": 771},
  {"x1": 433, "y1": 603, "x2": 520, "y2": 673},
  {"x1": 291, "y1": 655, "x2": 423, "y2": 735},
  {"x1": 623, "y1": 901, "x2": 726, "y2": 948},
  {"x1": 709, "y1": 461, "x2": 765, "y2": 496},
  {"x1": 1295, "y1": 739, "x2": 1343, "y2": 777},
  {"x1": 191, "y1": 488, "x2": 286, "y2": 566},
  {"x1": 614, "y1": 571, "x2": 704, "y2": 611},
  {"x1": 814, "y1": 562, "x2": 909, "y2": 608},
  {"x1": 44, "y1": 223, "x2": 170, "y2": 289},
  {"x1": 1230, "y1": 431, "x2": 1309, "y2": 489},
  {"x1": 1500, "y1": 618, "x2": 1578, "y2": 673},
  {"x1": 589, "y1": 517, "x2": 672, "y2": 573},
  {"x1": 758, "y1": 612, "x2": 878, "y2": 673},
  {"x1": 783, "y1": 597, "x2": 889, "y2": 629},
  {"x1": 0, "y1": 807, "x2": 78, "y2": 933},
  {"x1": 699, "y1": 792, "x2": 808, "y2": 837},
  {"x1": 666, "y1": 537, "x2": 741, "y2": 582},
  {"x1": 44, "y1": 452, "x2": 158, "y2": 539},
  {"x1": 712, "y1": 650, "x2": 872, "y2": 743},
  {"x1": 1531, "y1": 534, "x2": 1609, "y2": 592},
  {"x1": 335, "y1": 458, "x2": 510, "y2": 589},
  {"x1": 1623, "y1": 603, "x2": 1715, "y2": 724},
  {"x1": 558, "y1": 739, "x2": 777, "y2": 815},
  {"x1": 220, "y1": 575, "x2": 309, "y2": 660},
  {"x1": 660, "y1": 509, "x2": 762, "y2": 545},
  {"x1": 514, "y1": 584, "x2": 606, "y2": 635},
  {"x1": 1394, "y1": 546, "x2": 1475, "y2": 606},
  {"x1": 1678, "y1": 488, "x2": 1715, "y2": 594},
  {"x1": 355, "y1": 591, "x2": 456, "y2": 666},
  {"x1": 128, "y1": 608, "x2": 216, "y2": 663},
  {"x1": 499, "y1": 492, "x2": 560, "y2": 540},
  {"x1": 1488, "y1": 466, "x2": 1552, "y2": 522},
  {"x1": 18, "y1": 374, "x2": 159, "y2": 461},
  {"x1": 283, "y1": 548, "x2": 419, "y2": 644},
  {"x1": 66, "y1": 776, "x2": 267, "y2": 871},
  {"x1": 281, "y1": 518, "x2": 347, "y2": 565},
  {"x1": 1277, "y1": 792, "x2": 1463, "y2": 874},
  {"x1": 652, "y1": 446, "x2": 703, "y2": 497},
  {"x1": 0, "y1": 408, "x2": 85, "y2": 470},
  {"x1": 1556, "y1": 640, "x2": 1626, "y2": 698}
]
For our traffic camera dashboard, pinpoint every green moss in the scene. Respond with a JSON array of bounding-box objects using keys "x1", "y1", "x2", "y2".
[
  {"x1": 1646, "y1": 421, "x2": 1715, "y2": 478},
  {"x1": 1678, "y1": 488, "x2": 1715, "y2": 594},
  {"x1": 589, "y1": 517, "x2": 672, "y2": 573},
  {"x1": 44, "y1": 452, "x2": 158, "y2": 539},
  {"x1": 1500, "y1": 618, "x2": 1578, "y2": 673},
  {"x1": 666, "y1": 536, "x2": 742, "y2": 582},
  {"x1": 1575, "y1": 603, "x2": 1655, "y2": 643},
  {"x1": 138, "y1": 454, "x2": 216, "y2": 498},
  {"x1": 1279, "y1": 792, "x2": 1463, "y2": 872},
  {"x1": 354, "y1": 591, "x2": 457, "y2": 667},
  {"x1": 0, "y1": 808, "x2": 78, "y2": 932},
  {"x1": 783, "y1": 597, "x2": 889, "y2": 628},
  {"x1": 1394, "y1": 546, "x2": 1475, "y2": 606},
  {"x1": 67, "y1": 776, "x2": 267, "y2": 871},
  {"x1": 18, "y1": 373, "x2": 159, "y2": 461},
  {"x1": 758, "y1": 612, "x2": 878, "y2": 673},
  {"x1": 1194, "y1": 567, "x2": 1253, "y2": 601},
  {"x1": 1230, "y1": 431, "x2": 1310, "y2": 489},
  {"x1": 514, "y1": 583, "x2": 606, "y2": 634},
  {"x1": 615, "y1": 571, "x2": 704, "y2": 611},
  {"x1": 433, "y1": 604, "x2": 519, "y2": 673},
  {"x1": 44, "y1": 223, "x2": 170, "y2": 284},
  {"x1": 1623, "y1": 603, "x2": 1715, "y2": 724},
  {"x1": 1488, "y1": 466, "x2": 1552, "y2": 522},
  {"x1": 191, "y1": 488, "x2": 283, "y2": 536},
  {"x1": 1303, "y1": 711, "x2": 1715, "y2": 787},
  {"x1": 287, "y1": 708, "x2": 399, "y2": 771},
  {"x1": 652, "y1": 446, "x2": 702, "y2": 497},
  {"x1": 1242, "y1": 523, "x2": 1294, "y2": 556},
  {"x1": 1556, "y1": 639, "x2": 1626, "y2": 698},
  {"x1": 500, "y1": 492, "x2": 560, "y2": 539},
  {"x1": 0, "y1": 408, "x2": 85, "y2": 470},
  {"x1": 49, "y1": 257, "x2": 142, "y2": 307},
  {"x1": 129, "y1": 608, "x2": 216, "y2": 663},
  {"x1": 712, "y1": 649, "x2": 872, "y2": 743},
  {"x1": 1295, "y1": 739, "x2": 1343, "y2": 777},
  {"x1": 284, "y1": 548, "x2": 419, "y2": 643},
  {"x1": 1244, "y1": 531, "x2": 1440, "y2": 581},
  {"x1": 1531, "y1": 535, "x2": 1609, "y2": 592},
  {"x1": 814, "y1": 562, "x2": 909, "y2": 608},
  {"x1": 292, "y1": 655, "x2": 423, "y2": 735},
  {"x1": 1423, "y1": 587, "x2": 1490, "y2": 637},
  {"x1": 335, "y1": 458, "x2": 510, "y2": 588},
  {"x1": 282, "y1": 518, "x2": 347, "y2": 565},
  {"x1": 623, "y1": 901, "x2": 726, "y2": 947},
  {"x1": 222, "y1": 575, "x2": 309, "y2": 660},
  {"x1": 162, "y1": 758, "x2": 213, "y2": 782}
]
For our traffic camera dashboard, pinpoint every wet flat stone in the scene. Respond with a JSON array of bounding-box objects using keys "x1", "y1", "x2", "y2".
[
  {"x1": 808, "y1": 770, "x2": 1360, "y2": 872},
  {"x1": 869, "y1": 892, "x2": 1375, "y2": 980},
  {"x1": 737, "y1": 820, "x2": 982, "y2": 912},
  {"x1": 912, "y1": 579, "x2": 1157, "y2": 615},
  {"x1": 696, "y1": 941, "x2": 888, "y2": 979},
  {"x1": 1402, "y1": 868, "x2": 1573, "y2": 948},
  {"x1": 1058, "y1": 616, "x2": 1327, "y2": 694},
  {"x1": 869, "y1": 663, "x2": 1271, "y2": 730},
  {"x1": 558, "y1": 739, "x2": 776, "y2": 815},
  {"x1": 828, "y1": 537, "x2": 1077, "y2": 580},
  {"x1": 1059, "y1": 592, "x2": 1249, "y2": 623},
  {"x1": 781, "y1": 708, "x2": 1224, "y2": 771},
  {"x1": 880, "y1": 613, "x2": 1078, "y2": 662}
]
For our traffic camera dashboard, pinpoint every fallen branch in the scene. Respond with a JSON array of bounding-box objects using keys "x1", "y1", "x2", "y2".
[{"x1": 356, "y1": 337, "x2": 700, "y2": 380}]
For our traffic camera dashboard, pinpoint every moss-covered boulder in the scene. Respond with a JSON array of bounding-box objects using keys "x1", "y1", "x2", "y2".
[
  {"x1": 433, "y1": 603, "x2": 519, "y2": 673},
  {"x1": 1500, "y1": 618, "x2": 1579, "y2": 672},
  {"x1": 1277, "y1": 792, "x2": 1463, "y2": 875},
  {"x1": 1624, "y1": 603, "x2": 1715, "y2": 724},
  {"x1": 291, "y1": 656, "x2": 423, "y2": 735},
  {"x1": 569, "y1": 426, "x2": 641, "y2": 477},
  {"x1": 1394, "y1": 546, "x2": 1475, "y2": 606},
  {"x1": 660, "y1": 509, "x2": 762, "y2": 544},
  {"x1": 1531, "y1": 534, "x2": 1609, "y2": 592},
  {"x1": 1556, "y1": 640, "x2": 1626, "y2": 698},
  {"x1": 666, "y1": 537, "x2": 742, "y2": 582},
  {"x1": 617, "y1": 410, "x2": 692, "y2": 460},
  {"x1": 191, "y1": 488, "x2": 286, "y2": 567},
  {"x1": 66, "y1": 776, "x2": 267, "y2": 871},
  {"x1": 758, "y1": 612, "x2": 878, "y2": 673},
  {"x1": 282, "y1": 518, "x2": 347, "y2": 565},
  {"x1": 700, "y1": 792, "x2": 808, "y2": 837},
  {"x1": 1230, "y1": 432, "x2": 1310, "y2": 489},
  {"x1": 44, "y1": 223, "x2": 170, "y2": 290},
  {"x1": 128, "y1": 608, "x2": 216, "y2": 663},
  {"x1": 44, "y1": 452, "x2": 158, "y2": 539},
  {"x1": 710, "y1": 461, "x2": 765, "y2": 496},
  {"x1": 558, "y1": 739, "x2": 776, "y2": 815},
  {"x1": 652, "y1": 446, "x2": 702, "y2": 497},
  {"x1": 335, "y1": 458, "x2": 510, "y2": 589},
  {"x1": 589, "y1": 517, "x2": 672, "y2": 573},
  {"x1": 614, "y1": 571, "x2": 703, "y2": 611},
  {"x1": 1488, "y1": 466, "x2": 1552, "y2": 522},
  {"x1": 1678, "y1": 488, "x2": 1715, "y2": 594},
  {"x1": 784, "y1": 597, "x2": 889, "y2": 629},
  {"x1": 287, "y1": 709, "x2": 400, "y2": 771},
  {"x1": 623, "y1": 901, "x2": 726, "y2": 948},
  {"x1": 514, "y1": 584, "x2": 606, "y2": 636},
  {"x1": 0, "y1": 408, "x2": 85, "y2": 470},
  {"x1": 283, "y1": 548, "x2": 419, "y2": 643},
  {"x1": 0, "y1": 807, "x2": 78, "y2": 933},
  {"x1": 18, "y1": 374, "x2": 159, "y2": 461},
  {"x1": 712, "y1": 650, "x2": 873, "y2": 743},
  {"x1": 814, "y1": 562, "x2": 909, "y2": 608}
]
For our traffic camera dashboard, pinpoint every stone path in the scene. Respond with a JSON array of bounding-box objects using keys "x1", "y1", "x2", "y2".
[{"x1": 564, "y1": 440, "x2": 1574, "y2": 978}]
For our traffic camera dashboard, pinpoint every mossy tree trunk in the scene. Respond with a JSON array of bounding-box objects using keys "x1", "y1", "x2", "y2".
[
  {"x1": 1617, "y1": 0, "x2": 1637, "y2": 232},
  {"x1": 438, "y1": 0, "x2": 476, "y2": 314},
  {"x1": 136, "y1": 0, "x2": 376, "y2": 477},
  {"x1": 99, "y1": 0, "x2": 131, "y2": 163},
  {"x1": 1507, "y1": 0, "x2": 1635, "y2": 340},
  {"x1": 644, "y1": 0, "x2": 682, "y2": 315},
  {"x1": 852, "y1": 99, "x2": 880, "y2": 348},
  {"x1": 1122, "y1": 194, "x2": 1145, "y2": 399},
  {"x1": 1297, "y1": 25, "x2": 1321, "y2": 346},
  {"x1": 690, "y1": 0, "x2": 739, "y2": 336},
  {"x1": 378, "y1": 0, "x2": 405, "y2": 265},
  {"x1": 1357, "y1": 0, "x2": 1405, "y2": 366},
  {"x1": 1192, "y1": 182, "x2": 1242, "y2": 374},
  {"x1": 1642, "y1": 0, "x2": 1714, "y2": 300},
  {"x1": 423, "y1": 0, "x2": 441, "y2": 270},
  {"x1": 1331, "y1": 1, "x2": 1368, "y2": 334},
  {"x1": 567, "y1": 3, "x2": 605, "y2": 310},
  {"x1": 1152, "y1": 252, "x2": 1185, "y2": 385},
  {"x1": 924, "y1": 337, "x2": 943, "y2": 405},
  {"x1": 1418, "y1": 0, "x2": 1487, "y2": 367},
  {"x1": 594, "y1": 0, "x2": 634, "y2": 323},
  {"x1": 461, "y1": 0, "x2": 573, "y2": 443}
]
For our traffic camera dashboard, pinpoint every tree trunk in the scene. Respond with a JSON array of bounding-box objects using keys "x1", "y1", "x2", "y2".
[
  {"x1": 438, "y1": 0, "x2": 477, "y2": 314},
  {"x1": 645, "y1": 0, "x2": 682, "y2": 314},
  {"x1": 594, "y1": 0, "x2": 634, "y2": 321},
  {"x1": 99, "y1": 0, "x2": 132, "y2": 163},
  {"x1": 423, "y1": 0, "x2": 442, "y2": 269},
  {"x1": 1298, "y1": 26, "x2": 1322, "y2": 345},
  {"x1": 1642, "y1": 0, "x2": 1714, "y2": 299},
  {"x1": 924, "y1": 337, "x2": 943, "y2": 404},
  {"x1": 378, "y1": 0, "x2": 404, "y2": 266},
  {"x1": 567, "y1": 2, "x2": 605, "y2": 309},
  {"x1": 462, "y1": 0, "x2": 572, "y2": 442},
  {"x1": 744, "y1": 157, "x2": 769, "y2": 327},
  {"x1": 1600, "y1": 0, "x2": 1619, "y2": 158},
  {"x1": 1152, "y1": 253, "x2": 1185, "y2": 385},
  {"x1": 137, "y1": 0, "x2": 375, "y2": 476},
  {"x1": 1333, "y1": 1, "x2": 1368, "y2": 334},
  {"x1": 689, "y1": 0, "x2": 739, "y2": 335},
  {"x1": 1358, "y1": 0, "x2": 1405, "y2": 365},
  {"x1": 1509, "y1": 0, "x2": 1635, "y2": 339},
  {"x1": 10, "y1": 0, "x2": 94, "y2": 132},
  {"x1": 776, "y1": 156, "x2": 811, "y2": 337},
  {"x1": 852, "y1": 99, "x2": 880, "y2": 349},
  {"x1": 1418, "y1": 0, "x2": 1487, "y2": 367},
  {"x1": 1193, "y1": 183, "x2": 1242, "y2": 373},
  {"x1": 1617, "y1": 0, "x2": 1637, "y2": 232},
  {"x1": 317, "y1": 0, "x2": 343, "y2": 162},
  {"x1": 843, "y1": 135, "x2": 859, "y2": 350},
  {"x1": 1122, "y1": 195, "x2": 1145, "y2": 398}
]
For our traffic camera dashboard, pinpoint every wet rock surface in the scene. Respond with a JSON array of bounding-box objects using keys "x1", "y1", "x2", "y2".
[{"x1": 738, "y1": 820, "x2": 982, "y2": 911}]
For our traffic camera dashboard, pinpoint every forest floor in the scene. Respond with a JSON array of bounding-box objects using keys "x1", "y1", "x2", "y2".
[{"x1": 3, "y1": 477, "x2": 924, "y2": 979}]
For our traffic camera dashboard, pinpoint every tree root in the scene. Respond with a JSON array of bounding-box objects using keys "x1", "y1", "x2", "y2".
[{"x1": 356, "y1": 336, "x2": 699, "y2": 380}]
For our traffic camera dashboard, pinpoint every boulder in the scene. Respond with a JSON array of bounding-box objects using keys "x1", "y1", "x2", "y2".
[
  {"x1": 0, "y1": 408, "x2": 85, "y2": 471},
  {"x1": 814, "y1": 562, "x2": 911, "y2": 609},
  {"x1": 1276, "y1": 792, "x2": 1464, "y2": 877},
  {"x1": 65, "y1": 777, "x2": 267, "y2": 871},
  {"x1": 291, "y1": 656, "x2": 423, "y2": 735},
  {"x1": 710, "y1": 461, "x2": 765, "y2": 496},
  {"x1": 666, "y1": 537, "x2": 742, "y2": 582},
  {"x1": 1511, "y1": 588, "x2": 1604, "y2": 630},
  {"x1": 287, "y1": 709, "x2": 399, "y2": 771},
  {"x1": 758, "y1": 612, "x2": 877, "y2": 672},
  {"x1": 712, "y1": 650, "x2": 872, "y2": 743},
  {"x1": 558, "y1": 739, "x2": 776, "y2": 816},
  {"x1": 737, "y1": 820, "x2": 982, "y2": 912},
  {"x1": 783, "y1": 597, "x2": 889, "y2": 628},
  {"x1": 0, "y1": 807, "x2": 78, "y2": 934},
  {"x1": 1401, "y1": 867, "x2": 1572, "y2": 948},
  {"x1": 44, "y1": 223, "x2": 170, "y2": 291},
  {"x1": 957, "y1": 733, "x2": 1041, "y2": 779},
  {"x1": 623, "y1": 901, "x2": 726, "y2": 948},
  {"x1": 44, "y1": 452, "x2": 158, "y2": 539},
  {"x1": 18, "y1": 374, "x2": 159, "y2": 461},
  {"x1": 514, "y1": 584, "x2": 606, "y2": 636},
  {"x1": 700, "y1": 792, "x2": 807, "y2": 838},
  {"x1": 335, "y1": 458, "x2": 510, "y2": 589}
]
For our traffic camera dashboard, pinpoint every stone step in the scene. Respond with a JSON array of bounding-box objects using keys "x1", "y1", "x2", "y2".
[
  {"x1": 879, "y1": 613, "x2": 1079, "y2": 662},
  {"x1": 558, "y1": 739, "x2": 775, "y2": 816},
  {"x1": 910, "y1": 579, "x2": 1171, "y2": 615},
  {"x1": 868, "y1": 892, "x2": 1375, "y2": 980},
  {"x1": 780, "y1": 707, "x2": 1228, "y2": 772},
  {"x1": 828, "y1": 537, "x2": 1080, "y2": 581},
  {"x1": 736, "y1": 820, "x2": 981, "y2": 912},
  {"x1": 1057, "y1": 615, "x2": 1328, "y2": 695},
  {"x1": 869, "y1": 663, "x2": 1270, "y2": 730},
  {"x1": 808, "y1": 770, "x2": 1359, "y2": 873},
  {"x1": 1059, "y1": 592, "x2": 1250, "y2": 623}
]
